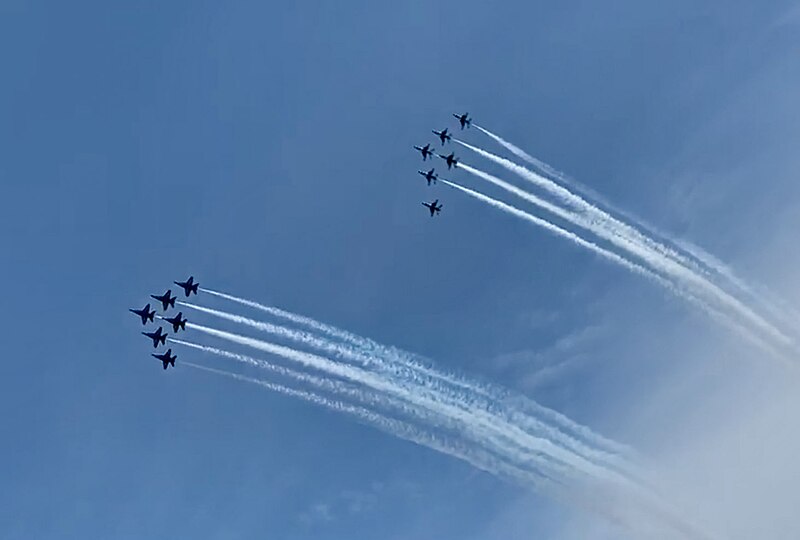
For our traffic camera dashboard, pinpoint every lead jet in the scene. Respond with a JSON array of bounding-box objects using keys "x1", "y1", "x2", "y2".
[
  {"x1": 422, "y1": 199, "x2": 442, "y2": 217},
  {"x1": 150, "y1": 289, "x2": 176, "y2": 311},
  {"x1": 414, "y1": 143, "x2": 435, "y2": 161},
  {"x1": 418, "y1": 168, "x2": 438, "y2": 186},
  {"x1": 174, "y1": 276, "x2": 199, "y2": 297},
  {"x1": 438, "y1": 152, "x2": 459, "y2": 170},
  {"x1": 432, "y1": 128, "x2": 451, "y2": 146},
  {"x1": 453, "y1": 112, "x2": 471, "y2": 130},
  {"x1": 164, "y1": 312, "x2": 187, "y2": 333},
  {"x1": 152, "y1": 349, "x2": 177, "y2": 370},
  {"x1": 129, "y1": 303, "x2": 155, "y2": 325},
  {"x1": 142, "y1": 327, "x2": 167, "y2": 348}
]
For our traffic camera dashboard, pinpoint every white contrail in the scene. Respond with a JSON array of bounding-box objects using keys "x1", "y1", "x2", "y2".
[
  {"x1": 170, "y1": 338, "x2": 360, "y2": 398},
  {"x1": 171, "y1": 338, "x2": 464, "y2": 429},
  {"x1": 201, "y1": 287, "x2": 359, "y2": 345},
  {"x1": 194, "y1": 291, "x2": 632, "y2": 460},
  {"x1": 453, "y1": 153, "x2": 791, "y2": 351},
  {"x1": 181, "y1": 301, "x2": 634, "y2": 472},
  {"x1": 186, "y1": 321, "x2": 634, "y2": 485},
  {"x1": 474, "y1": 124, "x2": 569, "y2": 185},
  {"x1": 455, "y1": 138, "x2": 702, "y2": 274},
  {"x1": 440, "y1": 178, "x2": 783, "y2": 357},
  {"x1": 181, "y1": 361, "x2": 552, "y2": 489},
  {"x1": 182, "y1": 358, "x2": 710, "y2": 537},
  {"x1": 475, "y1": 124, "x2": 793, "y2": 327}
]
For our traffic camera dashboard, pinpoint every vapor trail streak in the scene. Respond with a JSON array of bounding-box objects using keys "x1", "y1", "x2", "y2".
[
  {"x1": 186, "y1": 321, "x2": 632, "y2": 484},
  {"x1": 439, "y1": 178, "x2": 782, "y2": 356},
  {"x1": 181, "y1": 361, "x2": 552, "y2": 489},
  {"x1": 182, "y1": 357, "x2": 710, "y2": 537},
  {"x1": 475, "y1": 124, "x2": 791, "y2": 328},
  {"x1": 180, "y1": 302, "x2": 630, "y2": 472},
  {"x1": 454, "y1": 151, "x2": 791, "y2": 350},
  {"x1": 195, "y1": 290, "x2": 632, "y2": 460}
]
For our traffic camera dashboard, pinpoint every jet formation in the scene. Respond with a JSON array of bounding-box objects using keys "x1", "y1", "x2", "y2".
[
  {"x1": 412, "y1": 113, "x2": 471, "y2": 217},
  {"x1": 130, "y1": 276, "x2": 198, "y2": 370}
]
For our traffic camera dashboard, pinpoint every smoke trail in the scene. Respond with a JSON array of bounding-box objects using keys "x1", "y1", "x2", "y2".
[
  {"x1": 187, "y1": 321, "x2": 636, "y2": 485},
  {"x1": 440, "y1": 178, "x2": 783, "y2": 357},
  {"x1": 171, "y1": 338, "x2": 470, "y2": 429},
  {"x1": 196, "y1": 289, "x2": 633, "y2": 460},
  {"x1": 182, "y1": 356, "x2": 711, "y2": 537},
  {"x1": 170, "y1": 338, "x2": 362, "y2": 398},
  {"x1": 454, "y1": 151, "x2": 791, "y2": 351},
  {"x1": 474, "y1": 125, "x2": 569, "y2": 186},
  {"x1": 181, "y1": 361, "x2": 553, "y2": 489},
  {"x1": 475, "y1": 124, "x2": 793, "y2": 329},
  {"x1": 456, "y1": 138, "x2": 701, "y2": 274},
  {"x1": 179, "y1": 302, "x2": 632, "y2": 473}
]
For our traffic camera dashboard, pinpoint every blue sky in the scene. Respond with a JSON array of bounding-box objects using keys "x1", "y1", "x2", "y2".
[{"x1": 2, "y1": 1, "x2": 800, "y2": 538}]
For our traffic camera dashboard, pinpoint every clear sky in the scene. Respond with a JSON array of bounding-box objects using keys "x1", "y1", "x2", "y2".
[{"x1": 2, "y1": 1, "x2": 800, "y2": 538}]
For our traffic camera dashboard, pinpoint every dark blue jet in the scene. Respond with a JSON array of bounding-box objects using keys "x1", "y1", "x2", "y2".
[
  {"x1": 142, "y1": 326, "x2": 167, "y2": 348},
  {"x1": 453, "y1": 112, "x2": 471, "y2": 129},
  {"x1": 418, "y1": 168, "x2": 438, "y2": 186},
  {"x1": 164, "y1": 312, "x2": 187, "y2": 333},
  {"x1": 432, "y1": 128, "x2": 451, "y2": 146},
  {"x1": 129, "y1": 303, "x2": 155, "y2": 325},
  {"x1": 422, "y1": 199, "x2": 442, "y2": 217},
  {"x1": 174, "y1": 276, "x2": 199, "y2": 297},
  {"x1": 414, "y1": 143, "x2": 435, "y2": 161},
  {"x1": 438, "y1": 152, "x2": 459, "y2": 170},
  {"x1": 150, "y1": 289, "x2": 176, "y2": 311},
  {"x1": 152, "y1": 348, "x2": 176, "y2": 370}
]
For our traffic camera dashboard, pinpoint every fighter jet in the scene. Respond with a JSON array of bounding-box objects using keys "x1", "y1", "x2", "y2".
[
  {"x1": 432, "y1": 128, "x2": 451, "y2": 146},
  {"x1": 129, "y1": 303, "x2": 155, "y2": 325},
  {"x1": 414, "y1": 143, "x2": 435, "y2": 161},
  {"x1": 438, "y1": 152, "x2": 459, "y2": 170},
  {"x1": 174, "y1": 276, "x2": 199, "y2": 297},
  {"x1": 142, "y1": 327, "x2": 167, "y2": 348},
  {"x1": 164, "y1": 312, "x2": 187, "y2": 333},
  {"x1": 152, "y1": 349, "x2": 177, "y2": 370},
  {"x1": 150, "y1": 289, "x2": 176, "y2": 311},
  {"x1": 422, "y1": 199, "x2": 442, "y2": 217},
  {"x1": 453, "y1": 112, "x2": 471, "y2": 130},
  {"x1": 418, "y1": 168, "x2": 438, "y2": 186}
]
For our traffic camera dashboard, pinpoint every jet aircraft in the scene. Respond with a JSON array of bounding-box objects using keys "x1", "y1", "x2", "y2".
[
  {"x1": 129, "y1": 303, "x2": 155, "y2": 325},
  {"x1": 418, "y1": 168, "x2": 438, "y2": 186},
  {"x1": 414, "y1": 143, "x2": 435, "y2": 161},
  {"x1": 422, "y1": 199, "x2": 443, "y2": 217},
  {"x1": 164, "y1": 312, "x2": 187, "y2": 333},
  {"x1": 151, "y1": 289, "x2": 176, "y2": 311},
  {"x1": 142, "y1": 327, "x2": 167, "y2": 348},
  {"x1": 438, "y1": 152, "x2": 459, "y2": 170},
  {"x1": 453, "y1": 112, "x2": 471, "y2": 129},
  {"x1": 174, "y1": 276, "x2": 199, "y2": 297},
  {"x1": 152, "y1": 349, "x2": 177, "y2": 370},
  {"x1": 432, "y1": 128, "x2": 451, "y2": 145}
]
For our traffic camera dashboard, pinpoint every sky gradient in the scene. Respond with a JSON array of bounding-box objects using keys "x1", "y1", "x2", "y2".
[{"x1": 2, "y1": 1, "x2": 800, "y2": 538}]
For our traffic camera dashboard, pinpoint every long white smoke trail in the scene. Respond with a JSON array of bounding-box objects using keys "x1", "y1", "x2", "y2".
[
  {"x1": 171, "y1": 338, "x2": 475, "y2": 430},
  {"x1": 475, "y1": 124, "x2": 790, "y2": 325},
  {"x1": 439, "y1": 178, "x2": 782, "y2": 357},
  {"x1": 197, "y1": 287, "x2": 633, "y2": 459},
  {"x1": 453, "y1": 150, "x2": 791, "y2": 351},
  {"x1": 179, "y1": 302, "x2": 632, "y2": 473},
  {"x1": 182, "y1": 351, "x2": 711, "y2": 537},
  {"x1": 186, "y1": 320, "x2": 635, "y2": 485},
  {"x1": 455, "y1": 138, "x2": 702, "y2": 274},
  {"x1": 180, "y1": 361, "x2": 552, "y2": 489}
]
